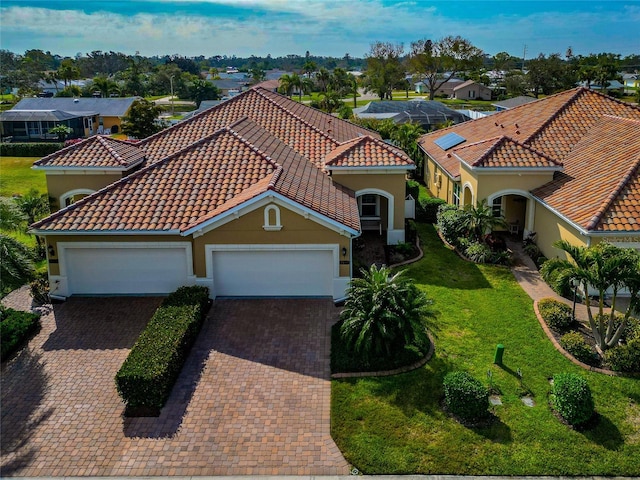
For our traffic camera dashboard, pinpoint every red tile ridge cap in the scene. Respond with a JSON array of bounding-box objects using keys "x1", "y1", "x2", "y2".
[
  {"x1": 226, "y1": 116, "x2": 282, "y2": 172},
  {"x1": 267, "y1": 166, "x2": 284, "y2": 191},
  {"x1": 96, "y1": 135, "x2": 143, "y2": 166},
  {"x1": 325, "y1": 135, "x2": 413, "y2": 166},
  {"x1": 34, "y1": 135, "x2": 138, "y2": 167},
  {"x1": 471, "y1": 135, "x2": 562, "y2": 167},
  {"x1": 252, "y1": 87, "x2": 341, "y2": 147}
]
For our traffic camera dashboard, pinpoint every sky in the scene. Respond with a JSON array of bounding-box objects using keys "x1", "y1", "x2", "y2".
[{"x1": 1, "y1": 0, "x2": 639, "y2": 60}]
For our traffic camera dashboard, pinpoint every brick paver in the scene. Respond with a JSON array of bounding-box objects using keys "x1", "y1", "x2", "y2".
[{"x1": 1, "y1": 292, "x2": 349, "y2": 476}]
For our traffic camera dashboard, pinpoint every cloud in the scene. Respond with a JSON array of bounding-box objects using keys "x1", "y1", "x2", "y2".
[{"x1": 0, "y1": 2, "x2": 637, "y2": 58}]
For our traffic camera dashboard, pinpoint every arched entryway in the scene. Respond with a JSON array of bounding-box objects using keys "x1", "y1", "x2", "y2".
[
  {"x1": 355, "y1": 188, "x2": 396, "y2": 245},
  {"x1": 487, "y1": 190, "x2": 533, "y2": 239},
  {"x1": 462, "y1": 182, "x2": 473, "y2": 207}
]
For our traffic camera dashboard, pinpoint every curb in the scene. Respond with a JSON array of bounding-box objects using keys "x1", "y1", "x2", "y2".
[{"x1": 331, "y1": 331, "x2": 435, "y2": 379}]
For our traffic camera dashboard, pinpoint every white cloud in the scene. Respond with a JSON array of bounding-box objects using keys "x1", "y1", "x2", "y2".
[{"x1": 0, "y1": 3, "x2": 636, "y2": 58}]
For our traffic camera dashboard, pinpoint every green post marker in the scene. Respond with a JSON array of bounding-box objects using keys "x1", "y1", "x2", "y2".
[{"x1": 494, "y1": 344, "x2": 504, "y2": 365}]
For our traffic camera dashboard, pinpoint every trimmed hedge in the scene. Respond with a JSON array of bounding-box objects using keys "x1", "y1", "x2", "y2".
[
  {"x1": 551, "y1": 373, "x2": 594, "y2": 426},
  {"x1": 115, "y1": 286, "x2": 210, "y2": 414},
  {"x1": 0, "y1": 142, "x2": 64, "y2": 157},
  {"x1": 418, "y1": 197, "x2": 447, "y2": 223},
  {"x1": 538, "y1": 298, "x2": 573, "y2": 331},
  {"x1": 1, "y1": 306, "x2": 41, "y2": 361},
  {"x1": 443, "y1": 371, "x2": 489, "y2": 422}
]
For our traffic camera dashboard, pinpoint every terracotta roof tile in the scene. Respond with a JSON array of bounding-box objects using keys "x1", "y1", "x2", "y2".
[
  {"x1": 325, "y1": 135, "x2": 415, "y2": 168},
  {"x1": 532, "y1": 116, "x2": 640, "y2": 232},
  {"x1": 454, "y1": 136, "x2": 561, "y2": 168},
  {"x1": 34, "y1": 135, "x2": 145, "y2": 169}
]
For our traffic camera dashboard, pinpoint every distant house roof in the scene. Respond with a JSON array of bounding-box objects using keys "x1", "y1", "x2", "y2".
[
  {"x1": 578, "y1": 81, "x2": 625, "y2": 90},
  {"x1": 12, "y1": 97, "x2": 139, "y2": 117},
  {"x1": 211, "y1": 79, "x2": 247, "y2": 90},
  {"x1": 353, "y1": 100, "x2": 469, "y2": 128},
  {"x1": 0, "y1": 109, "x2": 80, "y2": 122},
  {"x1": 253, "y1": 79, "x2": 280, "y2": 92},
  {"x1": 452, "y1": 80, "x2": 490, "y2": 91},
  {"x1": 491, "y1": 96, "x2": 537, "y2": 110},
  {"x1": 419, "y1": 87, "x2": 640, "y2": 233}
]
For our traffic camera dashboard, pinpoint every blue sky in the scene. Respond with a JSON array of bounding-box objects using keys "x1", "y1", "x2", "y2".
[{"x1": 1, "y1": 1, "x2": 639, "y2": 59}]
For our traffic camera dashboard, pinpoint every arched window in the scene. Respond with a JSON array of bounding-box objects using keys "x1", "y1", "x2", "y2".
[
  {"x1": 60, "y1": 189, "x2": 95, "y2": 208},
  {"x1": 263, "y1": 205, "x2": 282, "y2": 231}
]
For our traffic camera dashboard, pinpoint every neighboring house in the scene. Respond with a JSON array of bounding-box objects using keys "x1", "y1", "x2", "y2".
[
  {"x1": 414, "y1": 79, "x2": 465, "y2": 96},
  {"x1": 418, "y1": 87, "x2": 640, "y2": 264},
  {"x1": 578, "y1": 80, "x2": 625, "y2": 93},
  {"x1": 452, "y1": 80, "x2": 492, "y2": 101},
  {"x1": 253, "y1": 79, "x2": 280, "y2": 92},
  {"x1": 353, "y1": 100, "x2": 469, "y2": 130},
  {"x1": 492, "y1": 96, "x2": 537, "y2": 111},
  {"x1": 623, "y1": 73, "x2": 640, "y2": 94},
  {"x1": 211, "y1": 79, "x2": 249, "y2": 97},
  {"x1": 30, "y1": 87, "x2": 415, "y2": 301},
  {"x1": 0, "y1": 97, "x2": 139, "y2": 141}
]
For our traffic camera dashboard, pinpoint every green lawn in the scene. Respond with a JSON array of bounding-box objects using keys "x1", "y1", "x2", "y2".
[
  {"x1": 331, "y1": 223, "x2": 640, "y2": 475},
  {"x1": 0, "y1": 157, "x2": 46, "y2": 197}
]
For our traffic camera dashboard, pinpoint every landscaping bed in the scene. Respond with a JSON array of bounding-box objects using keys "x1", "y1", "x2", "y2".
[{"x1": 331, "y1": 224, "x2": 640, "y2": 476}]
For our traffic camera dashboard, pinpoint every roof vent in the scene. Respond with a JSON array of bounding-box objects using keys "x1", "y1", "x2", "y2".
[{"x1": 73, "y1": 98, "x2": 79, "y2": 103}]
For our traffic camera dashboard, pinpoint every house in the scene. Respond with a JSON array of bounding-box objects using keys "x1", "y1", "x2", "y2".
[
  {"x1": 353, "y1": 100, "x2": 469, "y2": 130},
  {"x1": 452, "y1": 80, "x2": 492, "y2": 101},
  {"x1": 623, "y1": 73, "x2": 640, "y2": 94},
  {"x1": 30, "y1": 87, "x2": 415, "y2": 301},
  {"x1": 492, "y1": 96, "x2": 537, "y2": 111},
  {"x1": 578, "y1": 80, "x2": 625, "y2": 94},
  {"x1": 418, "y1": 87, "x2": 640, "y2": 263},
  {"x1": 0, "y1": 97, "x2": 139, "y2": 141}
]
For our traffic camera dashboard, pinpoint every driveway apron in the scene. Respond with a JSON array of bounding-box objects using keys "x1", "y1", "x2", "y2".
[{"x1": 1, "y1": 293, "x2": 349, "y2": 476}]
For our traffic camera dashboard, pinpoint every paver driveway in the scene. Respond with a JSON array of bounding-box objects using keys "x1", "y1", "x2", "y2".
[{"x1": 1, "y1": 294, "x2": 349, "y2": 476}]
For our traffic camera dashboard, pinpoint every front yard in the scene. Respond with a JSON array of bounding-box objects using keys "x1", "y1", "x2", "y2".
[{"x1": 331, "y1": 223, "x2": 640, "y2": 475}]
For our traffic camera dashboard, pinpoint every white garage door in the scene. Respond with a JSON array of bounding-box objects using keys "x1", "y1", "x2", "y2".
[
  {"x1": 64, "y1": 246, "x2": 190, "y2": 295},
  {"x1": 212, "y1": 249, "x2": 334, "y2": 297}
]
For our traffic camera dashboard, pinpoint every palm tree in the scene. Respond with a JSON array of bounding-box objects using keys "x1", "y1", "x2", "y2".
[
  {"x1": 390, "y1": 122, "x2": 425, "y2": 163},
  {"x1": 340, "y1": 265, "x2": 435, "y2": 359},
  {"x1": 550, "y1": 241, "x2": 639, "y2": 351},
  {"x1": 316, "y1": 68, "x2": 331, "y2": 93},
  {"x1": 15, "y1": 188, "x2": 50, "y2": 253},
  {"x1": 57, "y1": 59, "x2": 81, "y2": 88},
  {"x1": 0, "y1": 197, "x2": 36, "y2": 292},
  {"x1": 318, "y1": 89, "x2": 343, "y2": 113},
  {"x1": 463, "y1": 200, "x2": 507, "y2": 241},
  {"x1": 278, "y1": 74, "x2": 297, "y2": 97}
]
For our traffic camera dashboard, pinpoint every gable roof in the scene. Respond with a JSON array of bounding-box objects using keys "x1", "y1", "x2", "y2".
[
  {"x1": 325, "y1": 135, "x2": 414, "y2": 168},
  {"x1": 12, "y1": 97, "x2": 139, "y2": 117},
  {"x1": 452, "y1": 80, "x2": 490, "y2": 91},
  {"x1": 491, "y1": 96, "x2": 537, "y2": 110},
  {"x1": 419, "y1": 87, "x2": 640, "y2": 233},
  {"x1": 34, "y1": 136, "x2": 146, "y2": 169},
  {"x1": 31, "y1": 88, "x2": 407, "y2": 235}
]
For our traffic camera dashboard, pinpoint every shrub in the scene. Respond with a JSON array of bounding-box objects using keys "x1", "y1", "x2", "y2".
[
  {"x1": 490, "y1": 250, "x2": 512, "y2": 266},
  {"x1": 406, "y1": 180, "x2": 420, "y2": 200},
  {"x1": 0, "y1": 142, "x2": 64, "y2": 157},
  {"x1": 436, "y1": 204, "x2": 468, "y2": 246},
  {"x1": 604, "y1": 324, "x2": 640, "y2": 372},
  {"x1": 551, "y1": 373, "x2": 595, "y2": 426},
  {"x1": 443, "y1": 371, "x2": 489, "y2": 422},
  {"x1": 538, "y1": 298, "x2": 573, "y2": 331},
  {"x1": 560, "y1": 331, "x2": 596, "y2": 365},
  {"x1": 30, "y1": 272, "x2": 50, "y2": 305},
  {"x1": 465, "y1": 241, "x2": 492, "y2": 263},
  {"x1": 419, "y1": 197, "x2": 447, "y2": 223},
  {"x1": 405, "y1": 219, "x2": 417, "y2": 244},
  {"x1": 523, "y1": 243, "x2": 542, "y2": 261},
  {"x1": 115, "y1": 286, "x2": 210, "y2": 413},
  {"x1": 1, "y1": 306, "x2": 40, "y2": 361}
]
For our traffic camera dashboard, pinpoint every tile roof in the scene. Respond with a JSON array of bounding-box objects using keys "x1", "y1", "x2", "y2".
[
  {"x1": 34, "y1": 135, "x2": 146, "y2": 169},
  {"x1": 454, "y1": 136, "x2": 561, "y2": 169},
  {"x1": 419, "y1": 87, "x2": 640, "y2": 233},
  {"x1": 532, "y1": 116, "x2": 640, "y2": 232},
  {"x1": 325, "y1": 135, "x2": 414, "y2": 168},
  {"x1": 32, "y1": 118, "x2": 361, "y2": 233},
  {"x1": 32, "y1": 87, "x2": 412, "y2": 234}
]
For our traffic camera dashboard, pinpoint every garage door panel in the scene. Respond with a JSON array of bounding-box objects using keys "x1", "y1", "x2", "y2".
[
  {"x1": 212, "y1": 250, "x2": 333, "y2": 297},
  {"x1": 66, "y1": 247, "x2": 189, "y2": 295}
]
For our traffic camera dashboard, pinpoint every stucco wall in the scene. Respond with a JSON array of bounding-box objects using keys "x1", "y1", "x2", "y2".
[
  {"x1": 533, "y1": 202, "x2": 588, "y2": 260},
  {"x1": 193, "y1": 204, "x2": 351, "y2": 278},
  {"x1": 331, "y1": 172, "x2": 407, "y2": 230},
  {"x1": 46, "y1": 173, "x2": 123, "y2": 210}
]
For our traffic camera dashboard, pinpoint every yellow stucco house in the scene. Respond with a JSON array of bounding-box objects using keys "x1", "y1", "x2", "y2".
[
  {"x1": 418, "y1": 87, "x2": 640, "y2": 260},
  {"x1": 31, "y1": 87, "x2": 415, "y2": 301}
]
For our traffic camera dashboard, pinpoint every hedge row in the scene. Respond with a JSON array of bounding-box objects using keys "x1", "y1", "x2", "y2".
[
  {"x1": 114, "y1": 286, "x2": 211, "y2": 415},
  {"x1": 0, "y1": 142, "x2": 64, "y2": 157},
  {"x1": 1, "y1": 306, "x2": 41, "y2": 361},
  {"x1": 418, "y1": 197, "x2": 447, "y2": 223}
]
